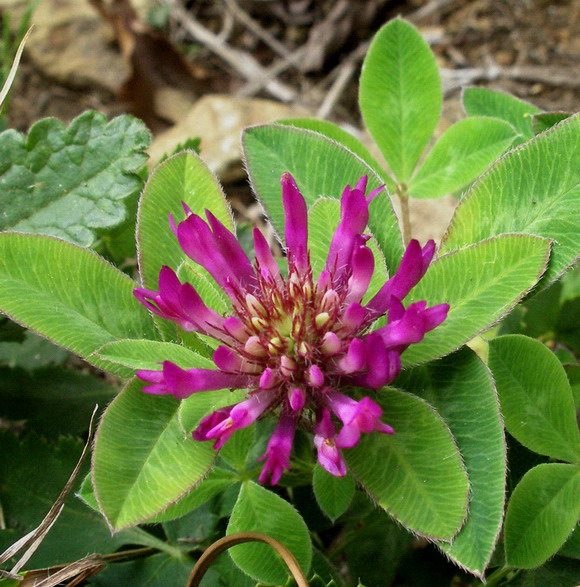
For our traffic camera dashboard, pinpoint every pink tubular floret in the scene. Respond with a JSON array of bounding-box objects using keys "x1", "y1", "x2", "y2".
[{"x1": 134, "y1": 173, "x2": 448, "y2": 484}]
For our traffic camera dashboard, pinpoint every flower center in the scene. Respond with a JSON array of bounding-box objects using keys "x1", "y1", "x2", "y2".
[{"x1": 233, "y1": 263, "x2": 347, "y2": 402}]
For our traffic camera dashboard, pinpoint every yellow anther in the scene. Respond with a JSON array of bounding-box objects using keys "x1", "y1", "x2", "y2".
[
  {"x1": 298, "y1": 341, "x2": 311, "y2": 357},
  {"x1": 315, "y1": 312, "x2": 331, "y2": 328},
  {"x1": 245, "y1": 293, "x2": 266, "y2": 316},
  {"x1": 268, "y1": 336, "x2": 283, "y2": 354},
  {"x1": 251, "y1": 316, "x2": 267, "y2": 331}
]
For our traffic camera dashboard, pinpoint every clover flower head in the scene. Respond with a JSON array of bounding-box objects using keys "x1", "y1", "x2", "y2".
[{"x1": 134, "y1": 173, "x2": 448, "y2": 484}]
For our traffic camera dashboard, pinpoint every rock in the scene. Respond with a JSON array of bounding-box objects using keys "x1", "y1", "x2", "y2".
[
  {"x1": 0, "y1": 0, "x2": 155, "y2": 93},
  {"x1": 4, "y1": 0, "x2": 126, "y2": 92},
  {"x1": 148, "y1": 94, "x2": 310, "y2": 181}
]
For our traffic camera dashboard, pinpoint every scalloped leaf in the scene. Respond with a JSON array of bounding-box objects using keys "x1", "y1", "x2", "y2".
[
  {"x1": 0, "y1": 111, "x2": 150, "y2": 246},
  {"x1": 408, "y1": 116, "x2": 516, "y2": 199},
  {"x1": 462, "y1": 87, "x2": 540, "y2": 143}
]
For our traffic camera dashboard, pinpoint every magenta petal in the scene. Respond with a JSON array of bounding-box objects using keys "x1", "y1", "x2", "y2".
[
  {"x1": 258, "y1": 413, "x2": 295, "y2": 485},
  {"x1": 308, "y1": 365, "x2": 325, "y2": 387},
  {"x1": 176, "y1": 214, "x2": 241, "y2": 297},
  {"x1": 253, "y1": 228, "x2": 281, "y2": 282},
  {"x1": 178, "y1": 283, "x2": 225, "y2": 333},
  {"x1": 354, "y1": 175, "x2": 368, "y2": 193},
  {"x1": 281, "y1": 173, "x2": 309, "y2": 271},
  {"x1": 326, "y1": 185, "x2": 369, "y2": 281},
  {"x1": 345, "y1": 244, "x2": 375, "y2": 304},
  {"x1": 340, "y1": 302, "x2": 367, "y2": 333},
  {"x1": 367, "y1": 185, "x2": 385, "y2": 202},
  {"x1": 337, "y1": 338, "x2": 366, "y2": 374},
  {"x1": 289, "y1": 387, "x2": 306, "y2": 411},
  {"x1": 213, "y1": 346, "x2": 242, "y2": 371},
  {"x1": 387, "y1": 295, "x2": 405, "y2": 323},
  {"x1": 357, "y1": 334, "x2": 394, "y2": 389},
  {"x1": 205, "y1": 210, "x2": 256, "y2": 290},
  {"x1": 326, "y1": 393, "x2": 390, "y2": 449},
  {"x1": 423, "y1": 303, "x2": 450, "y2": 331},
  {"x1": 375, "y1": 306, "x2": 426, "y2": 349},
  {"x1": 314, "y1": 409, "x2": 347, "y2": 477},
  {"x1": 366, "y1": 239, "x2": 436, "y2": 314},
  {"x1": 259, "y1": 367, "x2": 277, "y2": 389},
  {"x1": 137, "y1": 361, "x2": 251, "y2": 399},
  {"x1": 230, "y1": 391, "x2": 274, "y2": 428},
  {"x1": 321, "y1": 331, "x2": 341, "y2": 355},
  {"x1": 223, "y1": 316, "x2": 248, "y2": 342},
  {"x1": 390, "y1": 239, "x2": 436, "y2": 300},
  {"x1": 192, "y1": 406, "x2": 235, "y2": 448}
]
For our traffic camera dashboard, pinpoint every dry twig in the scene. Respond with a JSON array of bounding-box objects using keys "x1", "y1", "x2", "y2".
[{"x1": 164, "y1": 0, "x2": 296, "y2": 102}]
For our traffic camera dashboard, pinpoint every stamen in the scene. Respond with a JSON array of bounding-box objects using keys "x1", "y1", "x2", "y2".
[{"x1": 315, "y1": 312, "x2": 331, "y2": 328}]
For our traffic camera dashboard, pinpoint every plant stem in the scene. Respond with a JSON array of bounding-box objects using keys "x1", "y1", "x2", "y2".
[
  {"x1": 123, "y1": 527, "x2": 188, "y2": 560},
  {"x1": 397, "y1": 183, "x2": 412, "y2": 245},
  {"x1": 474, "y1": 565, "x2": 516, "y2": 587}
]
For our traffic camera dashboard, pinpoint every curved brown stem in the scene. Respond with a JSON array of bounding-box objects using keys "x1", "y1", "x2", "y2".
[{"x1": 186, "y1": 532, "x2": 308, "y2": 587}]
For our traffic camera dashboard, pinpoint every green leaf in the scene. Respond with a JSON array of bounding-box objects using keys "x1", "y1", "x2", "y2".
[
  {"x1": 150, "y1": 467, "x2": 237, "y2": 524},
  {"x1": 359, "y1": 18, "x2": 441, "y2": 182},
  {"x1": 0, "y1": 433, "x2": 132, "y2": 568},
  {"x1": 556, "y1": 297, "x2": 580, "y2": 355},
  {"x1": 137, "y1": 151, "x2": 233, "y2": 291},
  {"x1": 92, "y1": 378, "x2": 217, "y2": 530},
  {"x1": 89, "y1": 553, "x2": 193, "y2": 587},
  {"x1": 346, "y1": 388, "x2": 469, "y2": 540},
  {"x1": 565, "y1": 365, "x2": 580, "y2": 412},
  {"x1": 532, "y1": 112, "x2": 572, "y2": 135},
  {"x1": 0, "y1": 111, "x2": 150, "y2": 246},
  {"x1": 408, "y1": 117, "x2": 516, "y2": 199},
  {"x1": 442, "y1": 113, "x2": 580, "y2": 285},
  {"x1": 0, "y1": 233, "x2": 158, "y2": 376},
  {"x1": 340, "y1": 505, "x2": 412, "y2": 587},
  {"x1": 242, "y1": 124, "x2": 403, "y2": 273},
  {"x1": 307, "y1": 198, "x2": 388, "y2": 301},
  {"x1": 462, "y1": 87, "x2": 540, "y2": 142},
  {"x1": 0, "y1": 365, "x2": 115, "y2": 437},
  {"x1": 277, "y1": 118, "x2": 396, "y2": 191},
  {"x1": 560, "y1": 524, "x2": 580, "y2": 560},
  {"x1": 312, "y1": 465, "x2": 355, "y2": 522},
  {"x1": 226, "y1": 481, "x2": 312, "y2": 585},
  {"x1": 488, "y1": 335, "x2": 580, "y2": 463},
  {"x1": 398, "y1": 348, "x2": 505, "y2": 575},
  {"x1": 94, "y1": 339, "x2": 214, "y2": 372},
  {"x1": 510, "y1": 556, "x2": 580, "y2": 587},
  {"x1": 403, "y1": 234, "x2": 550, "y2": 366},
  {"x1": 504, "y1": 463, "x2": 580, "y2": 569},
  {"x1": 219, "y1": 425, "x2": 255, "y2": 472}
]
